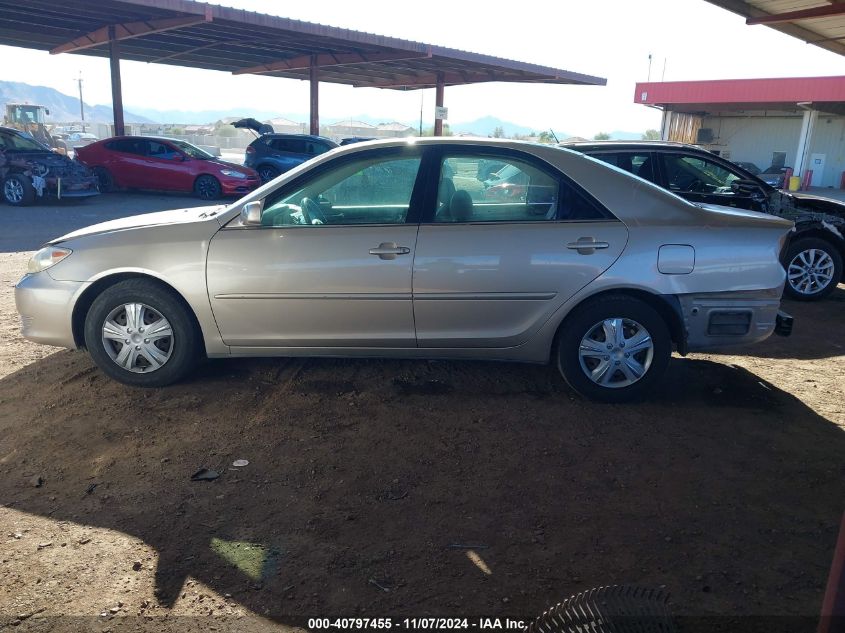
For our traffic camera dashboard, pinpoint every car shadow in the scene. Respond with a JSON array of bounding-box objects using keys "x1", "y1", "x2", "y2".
[{"x1": 0, "y1": 351, "x2": 843, "y2": 626}]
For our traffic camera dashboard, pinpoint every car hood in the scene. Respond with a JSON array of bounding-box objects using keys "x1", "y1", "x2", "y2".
[
  {"x1": 205, "y1": 158, "x2": 251, "y2": 173},
  {"x1": 787, "y1": 191, "x2": 845, "y2": 217},
  {"x1": 50, "y1": 204, "x2": 226, "y2": 244},
  {"x1": 2, "y1": 149, "x2": 73, "y2": 166},
  {"x1": 2, "y1": 149, "x2": 94, "y2": 179}
]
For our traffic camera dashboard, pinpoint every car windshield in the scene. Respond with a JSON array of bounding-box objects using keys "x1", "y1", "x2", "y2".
[
  {"x1": 167, "y1": 139, "x2": 213, "y2": 160},
  {"x1": 0, "y1": 130, "x2": 49, "y2": 152}
]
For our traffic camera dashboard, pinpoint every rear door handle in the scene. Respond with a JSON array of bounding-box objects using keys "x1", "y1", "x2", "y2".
[
  {"x1": 566, "y1": 237, "x2": 610, "y2": 254},
  {"x1": 369, "y1": 242, "x2": 411, "y2": 260}
]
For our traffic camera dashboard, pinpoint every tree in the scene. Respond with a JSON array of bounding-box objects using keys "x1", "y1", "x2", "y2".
[
  {"x1": 593, "y1": 132, "x2": 611, "y2": 140},
  {"x1": 492, "y1": 126, "x2": 505, "y2": 138},
  {"x1": 641, "y1": 129, "x2": 661, "y2": 140},
  {"x1": 537, "y1": 131, "x2": 556, "y2": 144}
]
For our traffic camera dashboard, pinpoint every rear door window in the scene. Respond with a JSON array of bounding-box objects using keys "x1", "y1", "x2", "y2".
[
  {"x1": 106, "y1": 139, "x2": 147, "y2": 155},
  {"x1": 588, "y1": 152, "x2": 656, "y2": 183},
  {"x1": 431, "y1": 153, "x2": 610, "y2": 223},
  {"x1": 270, "y1": 138, "x2": 306, "y2": 154}
]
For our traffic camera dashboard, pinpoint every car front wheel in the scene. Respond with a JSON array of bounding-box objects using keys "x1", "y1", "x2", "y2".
[
  {"x1": 3, "y1": 173, "x2": 36, "y2": 206},
  {"x1": 84, "y1": 279, "x2": 201, "y2": 387},
  {"x1": 783, "y1": 237, "x2": 842, "y2": 301},
  {"x1": 194, "y1": 175, "x2": 222, "y2": 200},
  {"x1": 556, "y1": 295, "x2": 671, "y2": 402}
]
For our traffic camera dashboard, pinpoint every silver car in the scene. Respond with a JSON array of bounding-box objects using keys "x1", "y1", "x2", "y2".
[{"x1": 15, "y1": 138, "x2": 794, "y2": 401}]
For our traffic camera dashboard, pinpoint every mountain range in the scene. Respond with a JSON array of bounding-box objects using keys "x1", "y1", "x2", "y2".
[
  {"x1": 0, "y1": 81, "x2": 152, "y2": 124},
  {"x1": 1, "y1": 81, "x2": 647, "y2": 140}
]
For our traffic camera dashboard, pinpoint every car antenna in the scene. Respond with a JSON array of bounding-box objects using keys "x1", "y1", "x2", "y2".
[{"x1": 550, "y1": 128, "x2": 559, "y2": 143}]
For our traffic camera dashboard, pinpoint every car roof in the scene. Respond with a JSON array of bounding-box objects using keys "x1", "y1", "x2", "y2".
[{"x1": 560, "y1": 140, "x2": 705, "y2": 152}]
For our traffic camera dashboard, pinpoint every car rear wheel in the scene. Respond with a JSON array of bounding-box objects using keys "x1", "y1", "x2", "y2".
[
  {"x1": 93, "y1": 167, "x2": 115, "y2": 192},
  {"x1": 556, "y1": 295, "x2": 671, "y2": 402},
  {"x1": 194, "y1": 175, "x2": 222, "y2": 200},
  {"x1": 257, "y1": 165, "x2": 280, "y2": 183},
  {"x1": 3, "y1": 173, "x2": 36, "y2": 206},
  {"x1": 783, "y1": 237, "x2": 842, "y2": 301},
  {"x1": 84, "y1": 279, "x2": 201, "y2": 387}
]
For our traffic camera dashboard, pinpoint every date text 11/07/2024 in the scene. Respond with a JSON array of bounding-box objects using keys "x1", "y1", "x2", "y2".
[{"x1": 307, "y1": 618, "x2": 528, "y2": 630}]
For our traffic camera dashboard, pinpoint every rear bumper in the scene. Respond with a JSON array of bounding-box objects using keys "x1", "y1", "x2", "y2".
[
  {"x1": 775, "y1": 310, "x2": 793, "y2": 337},
  {"x1": 679, "y1": 289, "x2": 785, "y2": 351}
]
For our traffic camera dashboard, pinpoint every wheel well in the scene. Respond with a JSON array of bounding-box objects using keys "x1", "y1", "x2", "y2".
[
  {"x1": 71, "y1": 273, "x2": 205, "y2": 351},
  {"x1": 193, "y1": 173, "x2": 220, "y2": 186},
  {"x1": 552, "y1": 288, "x2": 686, "y2": 360},
  {"x1": 791, "y1": 226, "x2": 845, "y2": 258}
]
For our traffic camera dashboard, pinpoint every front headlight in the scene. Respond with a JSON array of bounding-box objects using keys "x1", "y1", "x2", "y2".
[
  {"x1": 27, "y1": 246, "x2": 72, "y2": 273},
  {"x1": 220, "y1": 169, "x2": 247, "y2": 179}
]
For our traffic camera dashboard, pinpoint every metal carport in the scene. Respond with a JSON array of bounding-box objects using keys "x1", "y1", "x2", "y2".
[
  {"x1": 0, "y1": 0, "x2": 605, "y2": 136},
  {"x1": 705, "y1": 0, "x2": 845, "y2": 57}
]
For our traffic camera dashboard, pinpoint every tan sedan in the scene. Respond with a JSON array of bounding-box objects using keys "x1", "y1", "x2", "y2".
[{"x1": 15, "y1": 138, "x2": 793, "y2": 401}]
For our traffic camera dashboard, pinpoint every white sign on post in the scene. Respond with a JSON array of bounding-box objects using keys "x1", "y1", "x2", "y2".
[{"x1": 434, "y1": 106, "x2": 448, "y2": 121}]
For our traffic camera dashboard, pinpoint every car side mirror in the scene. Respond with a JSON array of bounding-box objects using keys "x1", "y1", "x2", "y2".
[{"x1": 240, "y1": 201, "x2": 263, "y2": 226}]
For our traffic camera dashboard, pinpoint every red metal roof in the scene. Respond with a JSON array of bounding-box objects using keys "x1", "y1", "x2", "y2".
[{"x1": 635, "y1": 76, "x2": 845, "y2": 106}]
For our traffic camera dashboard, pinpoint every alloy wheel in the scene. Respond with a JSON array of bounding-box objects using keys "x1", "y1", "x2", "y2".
[
  {"x1": 787, "y1": 248, "x2": 835, "y2": 296},
  {"x1": 101, "y1": 303, "x2": 174, "y2": 373},
  {"x1": 578, "y1": 317, "x2": 654, "y2": 389},
  {"x1": 4, "y1": 178, "x2": 24, "y2": 204}
]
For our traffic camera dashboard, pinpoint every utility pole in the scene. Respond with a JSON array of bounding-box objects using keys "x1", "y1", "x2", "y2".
[
  {"x1": 419, "y1": 90, "x2": 424, "y2": 136},
  {"x1": 647, "y1": 54, "x2": 652, "y2": 81},
  {"x1": 74, "y1": 71, "x2": 85, "y2": 132}
]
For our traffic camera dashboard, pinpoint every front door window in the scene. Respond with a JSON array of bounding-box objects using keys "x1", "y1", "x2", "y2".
[{"x1": 260, "y1": 154, "x2": 422, "y2": 226}]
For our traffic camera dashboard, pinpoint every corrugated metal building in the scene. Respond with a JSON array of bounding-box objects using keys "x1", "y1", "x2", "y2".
[{"x1": 636, "y1": 76, "x2": 845, "y2": 188}]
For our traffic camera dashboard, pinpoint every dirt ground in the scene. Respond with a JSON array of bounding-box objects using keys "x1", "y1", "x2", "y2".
[{"x1": 0, "y1": 250, "x2": 843, "y2": 632}]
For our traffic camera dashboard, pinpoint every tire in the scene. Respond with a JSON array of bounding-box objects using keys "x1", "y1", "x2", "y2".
[
  {"x1": 84, "y1": 279, "x2": 201, "y2": 387},
  {"x1": 782, "y1": 237, "x2": 843, "y2": 301},
  {"x1": 2, "y1": 173, "x2": 36, "y2": 206},
  {"x1": 194, "y1": 175, "x2": 222, "y2": 200},
  {"x1": 257, "y1": 165, "x2": 280, "y2": 183},
  {"x1": 556, "y1": 295, "x2": 671, "y2": 403},
  {"x1": 93, "y1": 166, "x2": 115, "y2": 193}
]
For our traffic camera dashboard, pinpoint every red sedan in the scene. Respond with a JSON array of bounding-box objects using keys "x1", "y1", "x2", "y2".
[{"x1": 76, "y1": 136, "x2": 260, "y2": 200}]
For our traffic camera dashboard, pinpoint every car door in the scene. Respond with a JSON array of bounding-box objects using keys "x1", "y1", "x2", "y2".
[
  {"x1": 206, "y1": 146, "x2": 425, "y2": 348},
  {"x1": 139, "y1": 140, "x2": 191, "y2": 191},
  {"x1": 657, "y1": 152, "x2": 766, "y2": 211},
  {"x1": 412, "y1": 149, "x2": 628, "y2": 348},
  {"x1": 103, "y1": 139, "x2": 149, "y2": 188}
]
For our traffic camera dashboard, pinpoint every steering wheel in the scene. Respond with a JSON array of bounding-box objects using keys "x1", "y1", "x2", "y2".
[{"x1": 299, "y1": 197, "x2": 327, "y2": 225}]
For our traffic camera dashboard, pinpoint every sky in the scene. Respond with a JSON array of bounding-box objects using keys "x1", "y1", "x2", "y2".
[{"x1": 2, "y1": 0, "x2": 845, "y2": 136}]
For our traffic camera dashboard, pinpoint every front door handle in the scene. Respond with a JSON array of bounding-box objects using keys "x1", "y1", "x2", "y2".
[
  {"x1": 369, "y1": 242, "x2": 411, "y2": 260},
  {"x1": 566, "y1": 237, "x2": 610, "y2": 255}
]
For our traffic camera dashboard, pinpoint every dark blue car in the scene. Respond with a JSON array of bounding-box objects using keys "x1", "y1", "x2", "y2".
[{"x1": 242, "y1": 130, "x2": 338, "y2": 183}]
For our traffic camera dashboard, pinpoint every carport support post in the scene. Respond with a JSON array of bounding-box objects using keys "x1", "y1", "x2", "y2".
[
  {"x1": 309, "y1": 56, "x2": 319, "y2": 136},
  {"x1": 434, "y1": 73, "x2": 445, "y2": 136},
  {"x1": 108, "y1": 26, "x2": 126, "y2": 137},
  {"x1": 793, "y1": 108, "x2": 817, "y2": 182}
]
